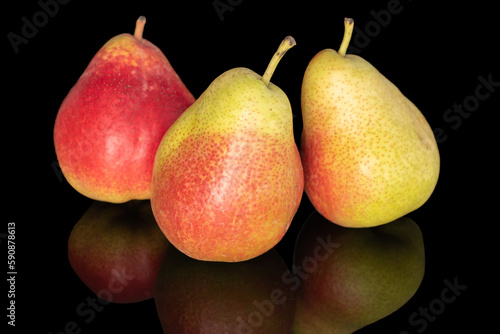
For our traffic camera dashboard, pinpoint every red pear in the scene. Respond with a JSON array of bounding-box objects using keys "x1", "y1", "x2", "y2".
[
  {"x1": 68, "y1": 200, "x2": 172, "y2": 303},
  {"x1": 54, "y1": 16, "x2": 195, "y2": 203}
]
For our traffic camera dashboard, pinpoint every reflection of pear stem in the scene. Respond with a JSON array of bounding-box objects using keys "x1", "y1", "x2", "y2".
[
  {"x1": 338, "y1": 18, "x2": 354, "y2": 57},
  {"x1": 134, "y1": 16, "x2": 146, "y2": 41},
  {"x1": 261, "y1": 36, "x2": 296, "y2": 86}
]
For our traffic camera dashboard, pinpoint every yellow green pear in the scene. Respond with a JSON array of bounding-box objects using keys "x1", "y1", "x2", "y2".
[
  {"x1": 300, "y1": 18, "x2": 440, "y2": 228},
  {"x1": 151, "y1": 37, "x2": 304, "y2": 262}
]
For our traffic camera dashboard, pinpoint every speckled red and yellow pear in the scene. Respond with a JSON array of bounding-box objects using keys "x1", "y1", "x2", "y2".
[
  {"x1": 151, "y1": 36, "x2": 304, "y2": 262},
  {"x1": 54, "y1": 17, "x2": 194, "y2": 203},
  {"x1": 300, "y1": 18, "x2": 440, "y2": 228}
]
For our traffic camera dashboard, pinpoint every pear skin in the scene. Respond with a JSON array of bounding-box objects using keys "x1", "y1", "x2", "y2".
[
  {"x1": 301, "y1": 18, "x2": 440, "y2": 227},
  {"x1": 54, "y1": 17, "x2": 195, "y2": 203},
  {"x1": 292, "y1": 211, "x2": 425, "y2": 333},
  {"x1": 151, "y1": 37, "x2": 304, "y2": 262}
]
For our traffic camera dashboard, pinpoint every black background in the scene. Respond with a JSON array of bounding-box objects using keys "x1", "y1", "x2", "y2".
[{"x1": 4, "y1": 0, "x2": 498, "y2": 333}]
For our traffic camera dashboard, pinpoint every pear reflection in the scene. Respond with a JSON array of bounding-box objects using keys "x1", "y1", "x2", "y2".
[
  {"x1": 292, "y1": 211, "x2": 425, "y2": 334},
  {"x1": 154, "y1": 248, "x2": 296, "y2": 334},
  {"x1": 68, "y1": 200, "x2": 172, "y2": 304}
]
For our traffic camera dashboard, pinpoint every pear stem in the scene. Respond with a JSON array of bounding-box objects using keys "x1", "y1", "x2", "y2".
[
  {"x1": 134, "y1": 16, "x2": 146, "y2": 41},
  {"x1": 338, "y1": 18, "x2": 354, "y2": 57},
  {"x1": 261, "y1": 36, "x2": 296, "y2": 86}
]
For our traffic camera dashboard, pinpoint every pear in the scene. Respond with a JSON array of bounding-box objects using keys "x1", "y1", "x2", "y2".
[
  {"x1": 68, "y1": 200, "x2": 172, "y2": 303},
  {"x1": 54, "y1": 16, "x2": 195, "y2": 203},
  {"x1": 154, "y1": 248, "x2": 296, "y2": 333},
  {"x1": 151, "y1": 36, "x2": 304, "y2": 262},
  {"x1": 300, "y1": 18, "x2": 440, "y2": 227},
  {"x1": 292, "y1": 211, "x2": 425, "y2": 334}
]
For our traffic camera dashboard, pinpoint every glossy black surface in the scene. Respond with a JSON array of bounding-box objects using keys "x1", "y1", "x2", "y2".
[{"x1": 5, "y1": 1, "x2": 496, "y2": 332}]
